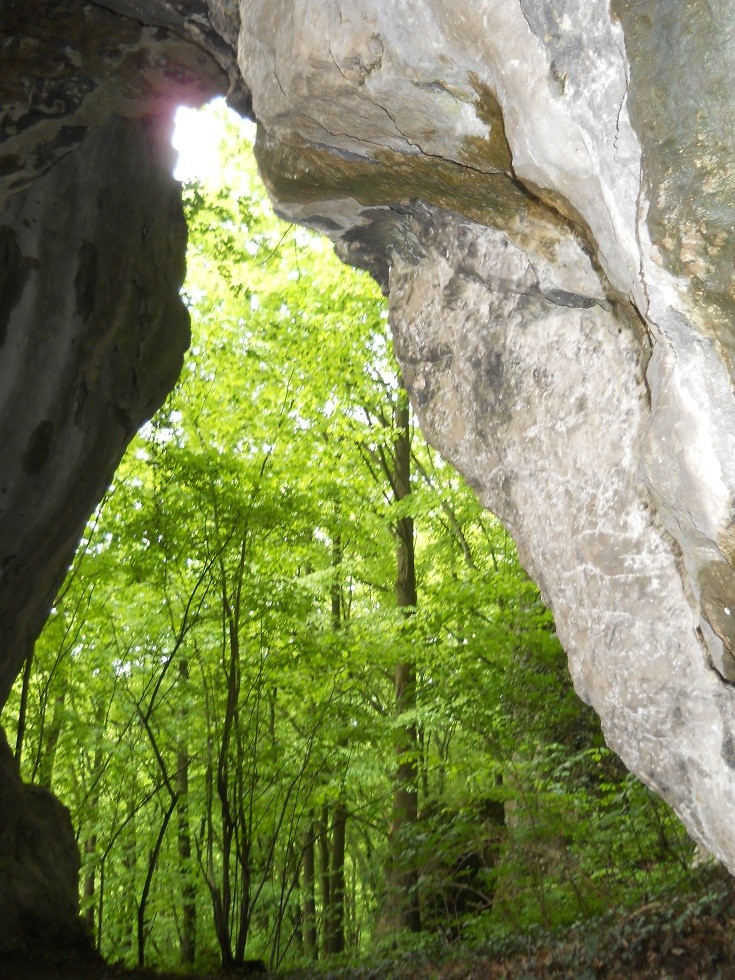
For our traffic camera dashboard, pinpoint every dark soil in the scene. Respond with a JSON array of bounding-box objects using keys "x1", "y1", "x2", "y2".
[{"x1": 4, "y1": 878, "x2": 735, "y2": 980}]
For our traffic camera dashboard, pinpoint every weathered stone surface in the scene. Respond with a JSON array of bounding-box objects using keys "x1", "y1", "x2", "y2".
[
  {"x1": 389, "y1": 204, "x2": 735, "y2": 863},
  {"x1": 0, "y1": 4, "x2": 216, "y2": 953},
  {"x1": 4, "y1": 0, "x2": 735, "y2": 939},
  {"x1": 232, "y1": 0, "x2": 735, "y2": 871},
  {"x1": 0, "y1": 729, "x2": 86, "y2": 953},
  {"x1": 0, "y1": 0, "x2": 239, "y2": 209},
  {"x1": 0, "y1": 111, "x2": 190, "y2": 709}
]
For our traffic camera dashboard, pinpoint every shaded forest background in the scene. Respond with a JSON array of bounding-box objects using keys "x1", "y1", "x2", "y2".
[{"x1": 2, "y1": 105, "x2": 711, "y2": 975}]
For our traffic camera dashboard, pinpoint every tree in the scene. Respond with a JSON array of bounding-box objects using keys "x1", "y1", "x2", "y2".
[{"x1": 386, "y1": 382, "x2": 422, "y2": 933}]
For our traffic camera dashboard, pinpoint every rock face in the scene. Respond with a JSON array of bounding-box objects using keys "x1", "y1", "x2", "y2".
[
  {"x1": 0, "y1": 729, "x2": 87, "y2": 954},
  {"x1": 242, "y1": 0, "x2": 735, "y2": 870},
  {"x1": 1, "y1": 4, "x2": 200, "y2": 946},
  {"x1": 3, "y1": 0, "x2": 735, "y2": 948},
  {"x1": 0, "y1": 113, "x2": 190, "y2": 708}
]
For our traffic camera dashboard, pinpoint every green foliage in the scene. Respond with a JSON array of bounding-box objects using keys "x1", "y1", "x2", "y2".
[{"x1": 3, "y1": 102, "x2": 697, "y2": 974}]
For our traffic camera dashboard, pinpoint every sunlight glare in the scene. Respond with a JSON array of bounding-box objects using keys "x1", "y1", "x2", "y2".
[{"x1": 172, "y1": 98, "x2": 256, "y2": 182}]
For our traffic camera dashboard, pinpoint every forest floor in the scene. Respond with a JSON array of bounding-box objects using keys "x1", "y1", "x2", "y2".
[{"x1": 4, "y1": 876, "x2": 735, "y2": 980}]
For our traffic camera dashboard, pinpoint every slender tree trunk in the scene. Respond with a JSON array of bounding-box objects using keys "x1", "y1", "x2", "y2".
[
  {"x1": 177, "y1": 659, "x2": 196, "y2": 966},
  {"x1": 81, "y1": 702, "x2": 106, "y2": 948},
  {"x1": 213, "y1": 579, "x2": 242, "y2": 968},
  {"x1": 37, "y1": 689, "x2": 66, "y2": 789},
  {"x1": 97, "y1": 860, "x2": 106, "y2": 954},
  {"x1": 388, "y1": 382, "x2": 422, "y2": 933},
  {"x1": 121, "y1": 796, "x2": 137, "y2": 958},
  {"x1": 326, "y1": 802, "x2": 347, "y2": 954},
  {"x1": 83, "y1": 835, "x2": 96, "y2": 935},
  {"x1": 14, "y1": 642, "x2": 33, "y2": 763},
  {"x1": 302, "y1": 822, "x2": 317, "y2": 958},
  {"x1": 319, "y1": 523, "x2": 349, "y2": 957},
  {"x1": 137, "y1": 794, "x2": 177, "y2": 967},
  {"x1": 317, "y1": 803, "x2": 331, "y2": 956},
  {"x1": 234, "y1": 843, "x2": 252, "y2": 966},
  {"x1": 348, "y1": 849, "x2": 358, "y2": 946}
]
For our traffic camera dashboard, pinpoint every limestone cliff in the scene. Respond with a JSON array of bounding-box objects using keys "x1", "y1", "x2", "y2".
[
  {"x1": 3, "y1": 0, "x2": 735, "y2": 950},
  {"x1": 241, "y1": 0, "x2": 735, "y2": 871}
]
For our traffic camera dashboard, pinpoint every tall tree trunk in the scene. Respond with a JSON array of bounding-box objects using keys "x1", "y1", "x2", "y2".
[
  {"x1": 177, "y1": 658, "x2": 196, "y2": 966},
  {"x1": 212, "y1": 576, "x2": 242, "y2": 968},
  {"x1": 302, "y1": 822, "x2": 317, "y2": 958},
  {"x1": 37, "y1": 688, "x2": 66, "y2": 789},
  {"x1": 121, "y1": 795, "x2": 138, "y2": 958},
  {"x1": 137, "y1": 794, "x2": 178, "y2": 968},
  {"x1": 80, "y1": 700, "x2": 106, "y2": 948},
  {"x1": 388, "y1": 382, "x2": 422, "y2": 933},
  {"x1": 321, "y1": 525, "x2": 346, "y2": 956},
  {"x1": 13, "y1": 641, "x2": 33, "y2": 763},
  {"x1": 325, "y1": 801, "x2": 347, "y2": 954},
  {"x1": 317, "y1": 803, "x2": 331, "y2": 956},
  {"x1": 83, "y1": 835, "x2": 96, "y2": 935}
]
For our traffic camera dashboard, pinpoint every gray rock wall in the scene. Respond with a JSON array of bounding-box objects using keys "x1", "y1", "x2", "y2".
[
  {"x1": 0, "y1": 112, "x2": 190, "y2": 707},
  {"x1": 0, "y1": 0, "x2": 233, "y2": 209},
  {"x1": 0, "y1": 79, "x2": 192, "y2": 949},
  {"x1": 0, "y1": 729, "x2": 86, "y2": 954}
]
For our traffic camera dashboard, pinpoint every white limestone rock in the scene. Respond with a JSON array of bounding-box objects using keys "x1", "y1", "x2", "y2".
[{"x1": 238, "y1": 0, "x2": 735, "y2": 867}]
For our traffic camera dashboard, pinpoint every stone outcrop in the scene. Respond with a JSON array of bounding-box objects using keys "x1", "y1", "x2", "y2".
[
  {"x1": 0, "y1": 729, "x2": 86, "y2": 954},
  {"x1": 3, "y1": 0, "x2": 735, "y2": 948},
  {"x1": 242, "y1": 0, "x2": 735, "y2": 870},
  {"x1": 0, "y1": 112, "x2": 190, "y2": 708},
  {"x1": 0, "y1": 0, "x2": 243, "y2": 209}
]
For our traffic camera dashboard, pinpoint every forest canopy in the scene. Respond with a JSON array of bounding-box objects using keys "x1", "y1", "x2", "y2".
[{"x1": 4, "y1": 103, "x2": 699, "y2": 975}]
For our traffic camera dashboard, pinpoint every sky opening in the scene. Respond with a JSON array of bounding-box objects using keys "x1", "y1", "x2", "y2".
[{"x1": 171, "y1": 97, "x2": 256, "y2": 183}]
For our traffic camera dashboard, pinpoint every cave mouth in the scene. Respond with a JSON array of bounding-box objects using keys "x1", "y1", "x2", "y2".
[
  {"x1": 0, "y1": 96, "x2": 703, "y2": 974},
  {"x1": 6, "y1": 0, "x2": 735, "y2": 970}
]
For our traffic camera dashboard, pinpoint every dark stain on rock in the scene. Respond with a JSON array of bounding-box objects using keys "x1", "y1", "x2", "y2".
[
  {"x1": 699, "y1": 559, "x2": 735, "y2": 681},
  {"x1": 33, "y1": 124, "x2": 89, "y2": 170},
  {"x1": 74, "y1": 240, "x2": 98, "y2": 320},
  {"x1": 540, "y1": 286, "x2": 595, "y2": 309},
  {"x1": 74, "y1": 377, "x2": 89, "y2": 426},
  {"x1": 21, "y1": 420, "x2": 55, "y2": 475},
  {"x1": 476, "y1": 346, "x2": 527, "y2": 430},
  {"x1": 483, "y1": 350, "x2": 505, "y2": 390},
  {"x1": 443, "y1": 272, "x2": 470, "y2": 311},
  {"x1": 463, "y1": 73, "x2": 513, "y2": 173},
  {"x1": 0, "y1": 154, "x2": 20, "y2": 177},
  {"x1": 722, "y1": 733, "x2": 735, "y2": 770},
  {"x1": 421, "y1": 342, "x2": 453, "y2": 373},
  {"x1": 112, "y1": 403, "x2": 134, "y2": 432},
  {"x1": 0, "y1": 226, "x2": 37, "y2": 347}
]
